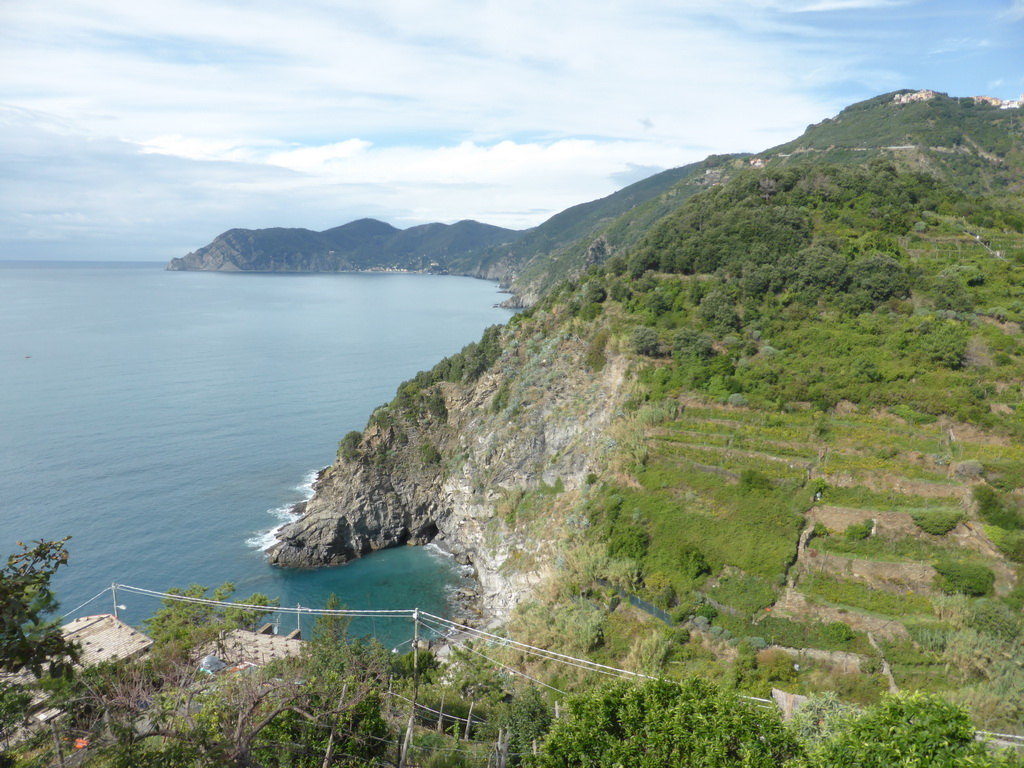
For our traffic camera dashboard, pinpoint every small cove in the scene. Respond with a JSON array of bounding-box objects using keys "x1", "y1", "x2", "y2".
[{"x1": 0, "y1": 261, "x2": 509, "y2": 647}]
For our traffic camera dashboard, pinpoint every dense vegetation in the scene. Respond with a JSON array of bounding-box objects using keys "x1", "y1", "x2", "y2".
[
  {"x1": 3, "y1": 558, "x2": 1020, "y2": 766},
  {"x1": 323, "y1": 93, "x2": 1024, "y2": 744},
  {"x1": 11, "y1": 91, "x2": 1024, "y2": 763}
]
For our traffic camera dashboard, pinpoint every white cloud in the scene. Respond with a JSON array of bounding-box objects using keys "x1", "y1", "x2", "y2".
[
  {"x1": 0, "y1": 1, "x2": 1018, "y2": 260},
  {"x1": 1005, "y1": 0, "x2": 1024, "y2": 21}
]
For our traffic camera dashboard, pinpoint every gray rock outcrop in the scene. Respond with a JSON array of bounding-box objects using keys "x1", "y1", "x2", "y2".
[{"x1": 268, "y1": 327, "x2": 628, "y2": 620}]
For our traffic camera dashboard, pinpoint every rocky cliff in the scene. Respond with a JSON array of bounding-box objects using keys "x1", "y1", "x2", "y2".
[{"x1": 268, "y1": 315, "x2": 628, "y2": 620}]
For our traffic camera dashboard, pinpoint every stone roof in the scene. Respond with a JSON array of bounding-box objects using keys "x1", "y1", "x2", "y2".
[
  {"x1": 201, "y1": 625, "x2": 304, "y2": 667},
  {"x1": 62, "y1": 614, "x2": 154, "y2": 667}
]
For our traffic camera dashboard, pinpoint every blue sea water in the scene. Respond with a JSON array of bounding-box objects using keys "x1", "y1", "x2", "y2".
[{"x1": 0, "y1": 261, "x2": 510, "y2": 645}]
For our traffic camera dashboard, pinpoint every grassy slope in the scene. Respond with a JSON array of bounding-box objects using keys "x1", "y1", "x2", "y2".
[
  {"x1": 484, "y1": 156, "x2": 1024, "y2": 727},
  {"x1": 340, "y1": 94, "x2": 1024, "y2": 729}
]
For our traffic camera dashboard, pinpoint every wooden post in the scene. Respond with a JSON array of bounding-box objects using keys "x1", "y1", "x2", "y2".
[
  {"x1": 51, "y1": 722, "x2": 64, "y2": 768},
  {"x1": 499, "y1": 728, "x2": 509, "y2": 768},
  {"x1": 436, "y1": 692, "x2": 446, "y2": 732},
  {"x1": 464, "y1": 700, "x2": 474, "y2": 740}
]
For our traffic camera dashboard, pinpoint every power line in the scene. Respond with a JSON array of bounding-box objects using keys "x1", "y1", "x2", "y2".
[
  {"x1": 417, "y1": 615, "x2": 638, "y2": 684},
  {"x1": 93, "y1": 582, "x2": 1021, "y2": 742},
  {"x1": 113, "y1": 583, "x2": 414, "y2": 617},
  {"x1": 418, "y1": 611, "x2": 653, "y2": 682},
  {"x1": 61, "y1": 586, "x2": 112, "y2": 620},
  {"x1": 453, "y1": 640, "x2": 568, "y2": 695}
]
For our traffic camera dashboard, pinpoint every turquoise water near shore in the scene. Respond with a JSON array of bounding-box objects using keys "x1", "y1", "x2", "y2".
[{"x1": 0, "y1": 261, "x2": 509, "y2": 645}]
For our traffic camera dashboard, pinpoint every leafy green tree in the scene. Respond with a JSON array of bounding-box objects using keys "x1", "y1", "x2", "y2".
[
  {"x1": 628, "y1": 326, "x2": 661, "y2": 357},
  {"x1": 0, "y1": 683, "x2": 30, "y2": 749},
  {"x1": 337, "y1": 430, "x2": 362, "y2": 460},
  {"x1": 485, "y1": 686, "x2": 553, "y2": 764},
  {"x1": 672, "y1": 328, "x2": 715, "y2": 361},
  {"x1": 808, "y1": 691, "x2": 1017, "y2": 767},
  {"x1": 143, "y1": 582, "x2": 278, "y2": 651},
  {"x1": 533, "y1": 677, "x2": 801, "y2": 767},
  {"x1": 699, "y1": 289, "x2": 741, "y2": 334},
  {"x1": 0, "y1": 537, "x2": 80, "y2": 678},
  {"x1": 850, "y1": 252, "x2": 909, "y2": 303}
]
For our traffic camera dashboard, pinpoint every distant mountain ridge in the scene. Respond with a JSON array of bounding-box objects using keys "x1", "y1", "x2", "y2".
[
  {"x1": 169, "y1": 90, "x2": 1024, "y2": 306},
  {"x1": 166, "y1": 218, "x2": 525, "y2": 274}
]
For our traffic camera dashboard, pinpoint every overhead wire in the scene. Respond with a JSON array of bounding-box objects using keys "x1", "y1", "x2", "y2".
[
  {"x1": 418, "y1": 611, "x2": 653, "y2": 681},
  {"x1": 417, "y1": 614, "x2": 640, "y2": 684},
  {"x1": 98, "y1": 583, "x2": 1017, "y2": 739},
  {"x1": 61, "y1": 586, "x2": 113, "y2": 619},
  {"x1": 448, "y1": 639, "x2": 568, "y2": 695},
  {"x1": 113, "y1": 583, "x2": 413, "y2": 617}
]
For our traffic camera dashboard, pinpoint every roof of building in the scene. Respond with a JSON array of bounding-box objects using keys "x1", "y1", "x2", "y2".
[
  {"x1": 200, "y1": 625, "x2": 303, "y2": 668},
  {"x1": 62, "y1": 614, "x2": 154, "y2": 666}
]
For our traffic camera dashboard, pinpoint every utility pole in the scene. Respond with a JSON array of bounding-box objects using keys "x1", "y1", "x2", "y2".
[{"x1": 399, "y1": 609, "x2": 420, "y2": 768}]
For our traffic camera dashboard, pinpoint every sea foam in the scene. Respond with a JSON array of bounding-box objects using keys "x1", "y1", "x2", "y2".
[{"x1": 246, "y1": 470, "x2": 317, "y2": 551}]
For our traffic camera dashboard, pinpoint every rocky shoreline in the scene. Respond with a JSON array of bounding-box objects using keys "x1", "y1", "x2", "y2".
[{"x1": 267, "y1": 334, "x2": 630, "y2": 625}]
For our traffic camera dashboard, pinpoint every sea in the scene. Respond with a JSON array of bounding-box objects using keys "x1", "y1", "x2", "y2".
[{"x1": 0, "y1": 261, "x2": 512, "y2": 646}]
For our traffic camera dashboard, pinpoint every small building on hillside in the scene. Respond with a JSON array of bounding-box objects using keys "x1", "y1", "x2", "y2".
[
  {"x1": 62, "y1": 614, "x2": 154, "y2": 667},
  {"x1": 200, "y1": 624, "x2": 303, "y2": 669}
]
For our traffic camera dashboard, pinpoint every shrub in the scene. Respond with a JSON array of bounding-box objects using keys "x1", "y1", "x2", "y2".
[
  {"x1": 607, "y1": 526, "x2": 649, "y2": 561},
  {"x1": 911, "y1": 510, "x2": 963, "y2": 536},
  {"x1": 974, "y1": 485, "x2": 1022, "y2": 530},
  {"x1": 585, "y1": 328, "x2": 610, "y2": 371},
  {"x1": 420, "y1": 443, "x2": 442, "y2": 465},
  {"x1": 490, "y1": 380, "x2": 511, "y2": 413},
  {"x1": 337, "y1": 430, "x2": 362, "y2": 460},
  {"x1": 694, "y1": 603, "x2": 719, "y2": 622},
  {"x1": 951, "y1": 460, "x2": 984, "y2": 480},
  {"x1": 739, "y1": 469, "x2": 774, "y2": 494},
  {"x1": 537, "y1": 678, "x2": 802, "y2": 767},
  {"x1": 822, "y1": 621, "x2": 856, "y2": 645},
  {"x1": 890, "y1": 404, "x2": 937, "y2": 425},
  {"x1": 994, "y1": 529, "x2": 1024, "y2": 563},
  {"x1": 629, "y1": 326, "x2": 661, "y2": 357},
  {"x1": 673, "y1": 328, "x2": 715, "y2": 360},
  {"x1": 843, "y1": 520, "x2": 873, "y2": 541},
  {"x1": 812, "y1": 692, "x2": 1002, "y2": 767},
  {"x1": 933, "y1": 558, "x2": 994, "y2": 596}
]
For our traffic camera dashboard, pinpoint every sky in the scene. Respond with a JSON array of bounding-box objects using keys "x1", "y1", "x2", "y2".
[{"x1": 1, "y1": 1, "x2": 1022, "y2": 261}]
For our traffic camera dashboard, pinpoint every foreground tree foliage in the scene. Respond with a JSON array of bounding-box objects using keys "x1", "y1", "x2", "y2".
[
  {"x1": 800, "y1": 691, "x2": 1021, "y2": 768},
  {"x1": 533, "y1": 677, "x2": 801, "y2": 767},
  {"x1": 532, "y1": 680, "x2": 1021, "y2": 768},
  {"x1": 0, "y1": 538, "x2": 80, "y2": 678},
  {"x1": 45, "y1": 593, "x2": 393, "y2": 767}
]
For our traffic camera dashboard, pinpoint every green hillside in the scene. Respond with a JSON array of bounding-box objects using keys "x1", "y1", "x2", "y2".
[
  {"x1": 15, "y1": 92, "x2": 1024, "y2": 766},
  {"x1": 352, "y1": 150, "x2": 1024, "y2": 732}
]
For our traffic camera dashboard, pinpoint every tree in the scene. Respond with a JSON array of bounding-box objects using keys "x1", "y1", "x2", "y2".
[
  {"x1": 628, "y1": 326, "x2": 661, "y2": 357},
  {"x1": 698, "y1": 290, "x2": 740, "y2": 334},
  {"x1": 143, "y1": 582, "x2": 278, "y2": 651},
  {"x1": 809, "y1": 691, "x2": 1018, "y2": 767},
  {"x1": 0, "y1": 537, "x2": 80, "y2": 678},
  {"x1": 69, "y1": 623, "x2": 392, "y2": 767},
  {"x1": 850, "y1": 252, "x2": 909, "y2": 303},
  {"x1": 0, "y1": 683, "x2": 31, "y2": 749},
  {"x1": 534, "y1": 677, "x2": 801, "y2": 767},
  {"x1": 485, "y1": 686, "x2": 553, "y2": 764}
]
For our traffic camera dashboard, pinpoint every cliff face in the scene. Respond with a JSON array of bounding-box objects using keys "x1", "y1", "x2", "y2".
[{"x1": 268, "y1": 319, "x2": 628, "y2": 620}]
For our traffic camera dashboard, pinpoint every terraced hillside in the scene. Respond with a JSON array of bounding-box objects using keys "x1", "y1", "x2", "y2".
[
  {"x1": 497, "y1": 166, "x2": 1024, "y2": 729},
  {"x1": 276, "y1": 139, "x2": 1024, "y2": 732}
]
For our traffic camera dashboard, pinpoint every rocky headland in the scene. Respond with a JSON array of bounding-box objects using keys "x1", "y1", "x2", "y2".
[{"x1": 268, "y1": 316, "x2": 629, "y2": 621}]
